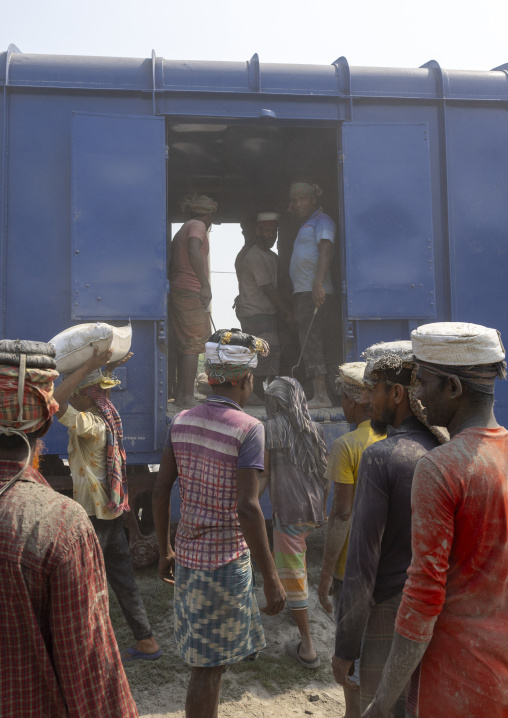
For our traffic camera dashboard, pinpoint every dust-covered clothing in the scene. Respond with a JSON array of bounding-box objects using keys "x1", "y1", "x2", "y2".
[
  {"x1": 295, "y1": 291, "x2": 338, "y2": 379},
  {"x1": 59, "y1": 407, "x2": 153, "y2": 642},
  {"x1": 174, "y1": 552, "x2": 265, "y2": 666},
  {"x1": 165, "y1": 395, "x2": 265, "y2": 570},
  {"x1": 239, "y1": 313, "x2": 280, "y2": 376},
  {"x1": 0, "y1": 462, "x2": 138, "y2": 718},
  {"x1": 335, "y1": 417, "x2": 439, "y2": 660},
  {"x1": 272, "y1": 517, "x2": 316, "y2": 609},
  {"x1": 169, "y1": 288, "x2": 211, "y2": 355},
  {"x1": 325, "y1": 420, "x2": 386, "y2": 580},
  {"x1": 289, "y1": 208, "x2": 336, "y2": 294},
  {"x1": 236, "y1": 244, "x2": 278, "y2": 319},
  {"x1": 397, "y1": 427, "x2": 508, "y2": 718},
  {"x1": 58, "y1": 404, "x2": 115, "y2": 519},
  {"x1": 169, "y1": 219, "x2": 209, "y2": 293}
]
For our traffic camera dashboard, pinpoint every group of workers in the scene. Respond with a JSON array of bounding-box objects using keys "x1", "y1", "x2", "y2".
[
  {"x1": 0, "y1": 178, "x2": 507, "y2": 718},
  {"x1": 168, "y1": 181, "x2": 337, "y2": 409}
]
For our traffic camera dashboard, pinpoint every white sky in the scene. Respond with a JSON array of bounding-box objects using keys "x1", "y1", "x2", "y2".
[{"x1": 3, "y1": 0, "x2": 507, "y2": 326}]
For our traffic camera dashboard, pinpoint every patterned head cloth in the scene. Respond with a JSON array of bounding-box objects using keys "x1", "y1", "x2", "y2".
[
  {"x1": 264, "y1": 377, "x2": 328, "y2": 483},
  {"x1": 411, "y1": 322, "x2": 506, "y2": 395},
  {"x1": 180, "y1": 193, "x2": 218, "y2": 215},
  {"x1": 67, "y1": 368, "x2": 121, "y2": 394},
  {"x1": 78, "y1": 380, "x2": 129, "y2": 514},
  {"x1": 363, "y1": 340, "x2": 448, "y2": 444},
  {"x1": 336, "y1": 362, "x2": 367, "y2": 404},
  {"x1": 289, "y1": 182, "x2": 323, "y2": 199},
  {"x1": 204, "y1": 328, "x2": 269, "y2": 385},
  {"x1": 0, "y1": 340, "x2": 58, "y2": 436}
]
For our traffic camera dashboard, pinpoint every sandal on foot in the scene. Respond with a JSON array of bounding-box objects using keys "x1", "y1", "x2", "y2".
[
  {"x1": 285, "y1": 640, "x2": 320, "y2": 669},
  {"x1": 122, "y1": 646, "x2": 162, "y2": 662}
]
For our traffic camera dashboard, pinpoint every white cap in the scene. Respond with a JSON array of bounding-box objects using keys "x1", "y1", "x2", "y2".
[
  {"x1": 257, "y1": 212, "x2": 280, "y2": 223},
  {"x1": 411, "y1": 322, "x2": 505, "y2": 366}
]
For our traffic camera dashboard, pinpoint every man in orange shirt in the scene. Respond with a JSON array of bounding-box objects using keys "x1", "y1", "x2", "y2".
[{"x1": 364, "y1": 322, "x2": 508, "y2": 718}]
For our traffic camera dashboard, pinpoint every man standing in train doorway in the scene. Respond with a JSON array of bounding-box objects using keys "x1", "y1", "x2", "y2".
[
  {"x1": 169, "y1": 193, "x2": 218, "y2": 407},
  {"x1": 235, "y1": 212, "x2": 293, "y2": 402},
  {"x1": 288, "y1": 182, "x2": 336, "y2": 409}
]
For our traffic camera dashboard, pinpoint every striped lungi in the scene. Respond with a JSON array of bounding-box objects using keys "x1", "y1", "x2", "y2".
[
  {"x1": 272, "y1": 516, "x2": 316, "y2": 609},
  {"x1": 239, "y1": 313, "x2": 280, "y2": 376},
  {"x1": 360, "y1": 591, "x2": 406, "y2": 717},
  {"x1": 174, "y1": 552, "x2": 265, "y2": 667}
]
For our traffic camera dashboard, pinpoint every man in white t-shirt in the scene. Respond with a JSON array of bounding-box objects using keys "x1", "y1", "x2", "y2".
[{"x1": 288, "y1": 182, "x2": 336, "y2": 408}]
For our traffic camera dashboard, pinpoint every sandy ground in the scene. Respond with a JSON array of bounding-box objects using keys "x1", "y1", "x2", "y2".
[{"x1": 126, "y1": 527, "x2": 347, "y2": 718}]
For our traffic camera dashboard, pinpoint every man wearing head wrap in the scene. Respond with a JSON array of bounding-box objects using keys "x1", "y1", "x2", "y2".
[
  {"x1": 54, "y1": 347, "x2": 161, "y2": 663},
  {"x1": 332, "y1": 341, "x2": 441, "y2": 717},
  {"x1": 0, "y1": 340, "x2": 138, "y2": 717},
  {"x1": 318, "y1": 363, "x2": 386, "y2": 718},
  {"x1": 169, "y1": 193, "x2": 218, "y2": 407},
  {"x1": 261, "y1": 376, "x2": 328, "y2": 669},
  {"x1": 153, "y1": 328, "x2": 285, "y2": 718},
  {"x1": 235, "y1": 212, "x2": 292, "y2": 401},
  {"x1": 288, "y1": 181, "x2": 336, "y2": 408},
  {"x1": 364, "y1": 323, "x2": 508, "y2": 718}
]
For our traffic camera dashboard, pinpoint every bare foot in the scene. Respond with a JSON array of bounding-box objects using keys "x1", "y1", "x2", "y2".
[{"x1": 307, "y1": 396, "x2": 332, "y2": 409}]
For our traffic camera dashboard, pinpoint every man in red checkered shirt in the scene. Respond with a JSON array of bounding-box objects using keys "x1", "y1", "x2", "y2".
[{"x1": 0, "y1": 340, "x2": 138, "y2": 718}]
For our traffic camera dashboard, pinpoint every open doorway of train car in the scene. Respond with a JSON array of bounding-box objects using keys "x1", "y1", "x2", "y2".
[{"x1": 165, "y1": 121, "x2": 342, "y2": 403}]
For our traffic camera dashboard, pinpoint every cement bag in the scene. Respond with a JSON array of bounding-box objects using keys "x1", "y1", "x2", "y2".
[{"x1": 49, "y1": 322, "x2": 132, "y2": 374}]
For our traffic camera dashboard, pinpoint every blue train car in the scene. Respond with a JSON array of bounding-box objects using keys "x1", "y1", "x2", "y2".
[{"x1": 2, "y1": 46, "x2": 508, "y2": 554}]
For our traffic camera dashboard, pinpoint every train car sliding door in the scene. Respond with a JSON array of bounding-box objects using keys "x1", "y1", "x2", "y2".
[
  {"x1": 71, "y1": 112, "x2": 167, "y2": 458},
  {"x1": 341, "y1": 123, "x2": 436, "y2": 358}
]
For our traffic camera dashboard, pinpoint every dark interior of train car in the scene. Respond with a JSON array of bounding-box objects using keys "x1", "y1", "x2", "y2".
[{"x1": 165, "y1": 122, "x2": 343, "y2": 402}]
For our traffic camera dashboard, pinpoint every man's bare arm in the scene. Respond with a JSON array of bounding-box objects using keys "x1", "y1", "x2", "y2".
[
  {"x1": 188, "y1": 235, "x2": 212, "y2": 307},
  {"x1": 236, "y1": 467, "x2": 286, "y2": 615},
  {"x1": 312, "y1": 239, "x2": 333, "y2": 307},
  {"x1": 318, "y1": 482, "x2": 354, "y2": 613},
  {"x1": 152, "y1": 446, "x2": 177, "y2": 584},
  {"x1": 53, "y1": 347, "x2": 113, "y2": 418},
  {"x1": 260, "y1": 284, "x2": 293, "y2": 322},
  {"x1": 362, "y1": 633, "x2": 429, "y2": 717}
]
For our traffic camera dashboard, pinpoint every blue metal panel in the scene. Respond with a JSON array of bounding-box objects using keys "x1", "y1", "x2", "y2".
[
  {"x1": 445, "y1": 104, "x2": 508, "y2": 423},
  {"x1": 72, "y1": 112, "x2": 167, "y2": 319},
  {"x1": 343, "y1": 123, "x2": 436, "y2": 319}
]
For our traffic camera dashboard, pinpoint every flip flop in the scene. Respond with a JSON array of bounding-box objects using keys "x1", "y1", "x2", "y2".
[
  {"x1": 286, "y1": 640, "x2": 320, "y2": 669},
  {"x1": 122, "y1": 646, "x2": 163, "y2": 662}
]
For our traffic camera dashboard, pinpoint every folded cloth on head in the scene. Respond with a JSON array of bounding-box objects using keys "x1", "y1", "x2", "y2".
[
  {"x1": 363, "y1": 341, "x2": 413, "y2": 381},
  {"x1": 180, "y1": 193, "x2": 218, "y2": 214},
  {"x1": 336, "y1": 362, "x2": 367, "y2": 403},
  {"x1": 204, "y1": 328, "x2": 269, "y2": 385},
  {"x1": 289, "y1": 182, "x2": 323, "y2": 199},
  {"x1": 411, "y1": 322, "x2": 505, "y2": 366},
  {"x1": 0, "y1": 363, "x2": 58, "y2": 435}
]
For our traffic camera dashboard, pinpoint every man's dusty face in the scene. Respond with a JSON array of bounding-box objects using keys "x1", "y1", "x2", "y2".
[
  {"x1": 256, "y1": 224, "x2": 278, "y2": 250},
  {"x1": 290, "y1": 194, "x2": 317, "y2": 221},
  {"x1": 361, "y1": 376, "x2": 395, "y2": 433},
  {"x1": 69, "y1": 394, "x2": 96, "y2": 412},
  {"x1": 414, "y1": 366, "x2": 451, "y2": 427}
]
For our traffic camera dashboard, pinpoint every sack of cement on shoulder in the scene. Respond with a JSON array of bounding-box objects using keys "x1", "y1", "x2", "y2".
[{"x1": 49, "y1": 322, "x2": 132, "y2": 374}]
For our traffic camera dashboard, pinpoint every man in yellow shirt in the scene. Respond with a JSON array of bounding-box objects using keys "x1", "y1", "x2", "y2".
[
  {"x1": 318, "y1": 362, "x2": 385, "y2": 718},
  {"x1": 54, "y1": 347, "x2": 161, "y2": 662}
]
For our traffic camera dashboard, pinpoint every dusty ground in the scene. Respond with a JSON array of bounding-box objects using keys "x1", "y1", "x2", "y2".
[{"x1": 111, "y1": 525, "x2": 346, "y2": 718}]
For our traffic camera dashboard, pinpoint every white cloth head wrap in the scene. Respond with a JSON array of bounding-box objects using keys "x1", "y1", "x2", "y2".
[
  {"x1": 411, "y1": 322, "x2": 505, "y2": 366},
  {"x1": 204, "y1": 342, "x2": 259, "y2": 369},
  {"x1": 180, "y1": 194, "x2": 218, "y2": 214}
]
